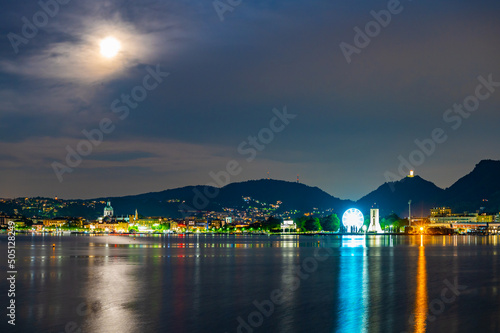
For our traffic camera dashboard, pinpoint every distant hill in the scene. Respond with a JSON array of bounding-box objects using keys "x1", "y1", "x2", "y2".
[
  {"x1": 356, "y1": 175, "x2": 445, "y2": 217},
  {"x1": 2, "y1": 159, "x2": 499, "y2": 219},
  {"x1": 442, "y1": 160, "x2": 500, "y2": 213},
  {"x1": 96, "y1": 179, "x2": 353, "y2": 218},
  {"x1": 356, "y1": 159, "x2": 500, "y2": 216},
  {"x1": 94, "y1": 185, "x2": 221, "y2": 218},
  {"x1": 216, "y1": 179, "x2": 353, "y2": 212}
]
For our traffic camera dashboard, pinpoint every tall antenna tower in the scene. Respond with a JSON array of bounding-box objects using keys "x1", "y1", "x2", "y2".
[
  {"x1": 408, "y1": 200, "x2": 412, "y2": 227},
  {"x1": 297, "y1": 174, "x2": 299, "y2": 183},
  {"x1": 267, "y1": 171, "x2": 270, "y2": 180}
]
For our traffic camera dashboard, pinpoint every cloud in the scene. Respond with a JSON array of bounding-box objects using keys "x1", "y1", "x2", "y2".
[
  {"x1": 3, "y1": 12, "x2": 154, "y2": 83},
  {"x1": 1, "y1": 0, "x2": 500, "y2": 199}
]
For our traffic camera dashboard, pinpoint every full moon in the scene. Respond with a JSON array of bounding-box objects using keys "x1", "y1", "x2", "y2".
[{"x1": 100, "y1": 37, "x2": 121, "y2": 58}]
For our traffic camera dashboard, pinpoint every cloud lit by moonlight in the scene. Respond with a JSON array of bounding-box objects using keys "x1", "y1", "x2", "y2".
[{"x1": 0, "y1": 17, "x2": 162, "y2": 84}]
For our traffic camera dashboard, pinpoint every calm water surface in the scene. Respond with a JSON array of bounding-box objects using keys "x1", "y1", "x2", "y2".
[{"x1": 1, "y1": 234, "x2": 499, "y2": 333}]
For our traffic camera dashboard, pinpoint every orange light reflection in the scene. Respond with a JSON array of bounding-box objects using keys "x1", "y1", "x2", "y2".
[{"x1": 413, "y1": 235, "x2": 428, "y2": 333}]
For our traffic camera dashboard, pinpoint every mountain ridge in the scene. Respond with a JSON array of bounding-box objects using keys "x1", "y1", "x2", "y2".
[{"x1": 84, "y1": 159, "x2": 500, "y2": 218}]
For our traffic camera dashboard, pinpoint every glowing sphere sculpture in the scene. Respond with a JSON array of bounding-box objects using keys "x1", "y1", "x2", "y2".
[{"x1": 342, "y1": 208, "x2": 364, "y2": 232}]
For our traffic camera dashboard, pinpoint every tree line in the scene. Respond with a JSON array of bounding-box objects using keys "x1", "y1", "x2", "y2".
[{"x1": 259, "y1": 212, "x2": 408, "y2": 232}]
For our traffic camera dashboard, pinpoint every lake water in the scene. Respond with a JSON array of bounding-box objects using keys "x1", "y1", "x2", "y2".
[{"x1": 1, "y1": 234, "x2": 499, "y2": 333}]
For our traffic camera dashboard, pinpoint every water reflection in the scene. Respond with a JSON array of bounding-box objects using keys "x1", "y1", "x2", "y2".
[
  {"x1": 368, "y1": 239, "x2": 384, "y2": 332},
  {"x1": 80, "y1": 258, "x2": 140, "y2": 333},
  {"x1": 336, "y1": 235, "x2": 368, "y2": 333},
  {"x1": 7, "y1": 234, "x2": 500, "y2": 333},
  {"x1": 413, "y1": 235, "x2": 428, "y2": 333},
  {"x1": 341, "y1": 235, "x2": 366, "y2": 248},
  {"x1": 278, "y1": 239, "x2": 299, "y2": 333}
]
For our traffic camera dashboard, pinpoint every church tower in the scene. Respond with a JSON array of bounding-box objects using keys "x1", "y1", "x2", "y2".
[{"x1": 104, "y1": 201, "x2": 114, "y2": 217}]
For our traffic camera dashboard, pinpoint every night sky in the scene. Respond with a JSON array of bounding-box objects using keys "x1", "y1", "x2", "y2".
[{"x1": 1, "y1": 0, "x2": 499, "y2": 200}]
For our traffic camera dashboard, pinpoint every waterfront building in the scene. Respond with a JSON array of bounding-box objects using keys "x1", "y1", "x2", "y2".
[
  {"x1": 281, "y1": 220, "x2": 296, "y2": 232},
  {"x1": 209, "y1": 219, "x2": 224, "y2": 229},
  {"x1": 32, "y1": 222, "x2": 44, "y2": 231},
  {"x1": 430, "y1": 207, "x2": 452, "y2": 216},
  {"x1": 430, "y1": 214, "x2": 477, "y2": 224},
  {"x1": 117, "y1": 222, "x2": 129, "y2": 232},
  {"x1": 0, "y1": 212, "x2": 11, "y2": 228},
  {"x1": 43, "y1": 218, "x2": 68, "y2": 228},
  {"x1": 429, "y1": 208, "x2": 500, "y2": 232},
  {"x1": 477, "y1": 214, "x2": 495, "y2": 223}
]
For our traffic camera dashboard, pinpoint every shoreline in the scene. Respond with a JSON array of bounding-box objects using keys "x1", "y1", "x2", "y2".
[{"x1": 0, "y1": 231, "x2": 494, "y2": 236}]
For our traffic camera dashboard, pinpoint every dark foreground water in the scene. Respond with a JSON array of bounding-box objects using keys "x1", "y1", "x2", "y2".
[{"x1": 0, "y1": 234, "x2": 499, "y2": 333}]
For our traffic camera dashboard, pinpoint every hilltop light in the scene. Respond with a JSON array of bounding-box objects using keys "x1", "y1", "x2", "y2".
[{"x1": 409, "y1": 170, "x2": 414, "y2": 177}]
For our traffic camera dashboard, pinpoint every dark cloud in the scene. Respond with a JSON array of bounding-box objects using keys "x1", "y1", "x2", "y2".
[{"x1": 88, "y1": 151, "x2": 159, "y2": 162}]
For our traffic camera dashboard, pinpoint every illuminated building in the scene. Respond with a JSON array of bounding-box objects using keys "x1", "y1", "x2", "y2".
[
  {"x1": 430, "y1": 213, "x2": 476, "y2": 224},
  {"x1": 477, "y1": 214, "x2": 495, "y2": 223},
  {"x1": 117, "y1": 222, "x2": 129, "y2": 232},
  {"x1": 368, "y1": 208, "x2": 383, "y2": 233},
  {"x1": 43, "y1": 218, "x2": 68, "y2": 228},
  {"x1": 281, "y1": 220, "x2": 296, "y2": 232},
  {"x1": 103, "y1": 201, "x2": 114, "y2": 217},
  {"x1": 430, "y1": 207, "x2": 452, "y2": 216},
  {"x1": 209, "y1": 219, "x2": 224, "y2": 229}
]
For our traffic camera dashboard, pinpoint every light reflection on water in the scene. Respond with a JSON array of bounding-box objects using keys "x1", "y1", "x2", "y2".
[
  {"x1": 336, "y1": 246, "x2": 369, "y2": 333},
  {"x1": 81, "y1": 258, "x2": 139, "y2": 333},
  {"x1": 1, "y1": 234, "x2": 500, "y2": 333},
  {"x1": 413, "y1": 236, "x2": 428, "y2": 333}
]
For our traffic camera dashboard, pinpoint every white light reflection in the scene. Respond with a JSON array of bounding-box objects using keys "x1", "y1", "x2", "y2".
[
  {"x1": 82, "y1": 260, "x2": 139, "y2": 332},
  {"x1": 277, "y1": 235, "x2": 300, "y2": 332},
  {"x1": 341, "y1": 235, "x2": 366, "y2": 248},
  {"x1": 336, "y1": 236, "x2": 368, "y2": 332},
  {"x1": 193, "y1": 236, "x2": 201, "y2": 317}
]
